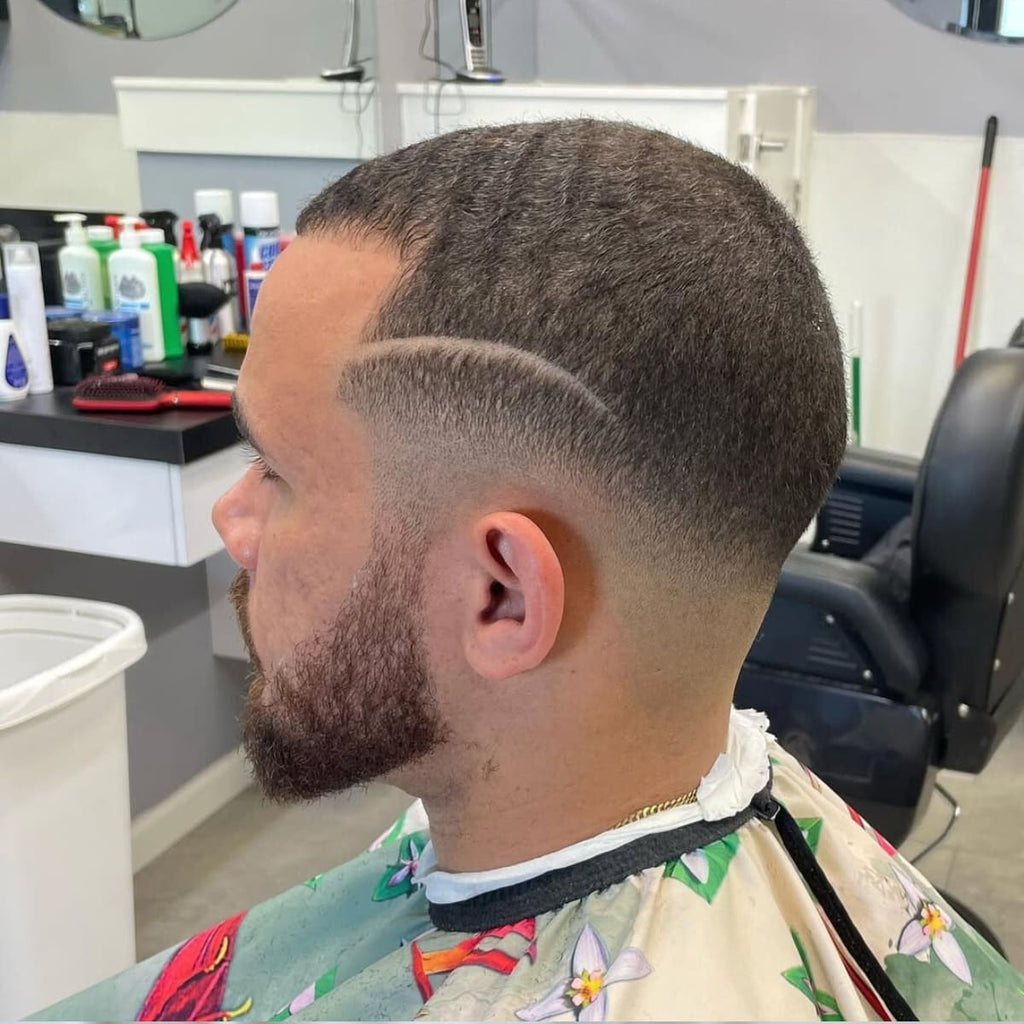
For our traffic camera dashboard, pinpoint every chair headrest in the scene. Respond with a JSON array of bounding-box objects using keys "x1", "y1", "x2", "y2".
[{"x1": 913, "y1": 349, "x2": 1024, "y2": 597}]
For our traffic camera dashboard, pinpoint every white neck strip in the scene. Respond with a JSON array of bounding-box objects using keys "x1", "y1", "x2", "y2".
[{"x1": 415, "y1": 707, "x2": 772, "y2": 906}]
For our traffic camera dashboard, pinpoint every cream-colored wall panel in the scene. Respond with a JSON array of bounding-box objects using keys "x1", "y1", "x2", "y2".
[
  {"x1": 806, "y1": 132, "x2": 1024, "y2": 458},
  {"x1": 0, "y1": 112, "x2": 141, "y2": 212}
]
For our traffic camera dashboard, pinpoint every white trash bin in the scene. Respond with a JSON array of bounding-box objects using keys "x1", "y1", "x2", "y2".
[{"x1": 0, "y1": 595, "x2": 147, "y2": 1019}]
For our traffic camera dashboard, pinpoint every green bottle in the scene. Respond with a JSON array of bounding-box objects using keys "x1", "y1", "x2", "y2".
[
  {"x1": 139, "y1": 229, "x2": 182, "y2": 358},
  {"x1": 86, "y1": 225, "x2": 119, "y2": 309}
]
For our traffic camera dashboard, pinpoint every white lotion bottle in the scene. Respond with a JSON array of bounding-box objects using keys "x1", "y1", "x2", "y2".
[
  {"x1": 2, "y1": 241, "x2": 53, "y2": 393},
  {"x1": 55, "y1": 213, "x2": 104, "y2": 313},
  {"x1": 109, "y1": 219, "x2": 165, "y2": 363}
]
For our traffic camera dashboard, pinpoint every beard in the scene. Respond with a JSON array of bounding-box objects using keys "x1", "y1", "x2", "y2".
[{"x1": 230, "y1": 534, "x2": 447, "y2": 802}]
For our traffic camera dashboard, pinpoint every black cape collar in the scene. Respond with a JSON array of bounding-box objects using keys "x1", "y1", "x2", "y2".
[{"x1": 428, "y1": 786, "x2": 769, "y2": 933}]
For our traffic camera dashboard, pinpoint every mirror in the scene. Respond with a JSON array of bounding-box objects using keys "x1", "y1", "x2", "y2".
[
  {"x1": 888, "y1": 0, "x2": 1024, "y2": 42},
  {"x1": 38, "y1": 0, "x2": 237, "y2": 40}
]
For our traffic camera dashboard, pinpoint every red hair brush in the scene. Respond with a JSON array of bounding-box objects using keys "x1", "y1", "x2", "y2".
[{"x1": 72, "y1": 374, "x2": 233, "y2": 413}]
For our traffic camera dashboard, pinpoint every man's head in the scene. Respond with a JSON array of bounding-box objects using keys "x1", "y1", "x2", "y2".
[{"x1": 213, "y1": 119, "x2": 846, "y2": 806}]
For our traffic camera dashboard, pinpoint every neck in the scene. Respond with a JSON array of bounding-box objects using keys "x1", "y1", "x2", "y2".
[{"x1": 413, "y1": 687, "x2": 734, "y2": 873}]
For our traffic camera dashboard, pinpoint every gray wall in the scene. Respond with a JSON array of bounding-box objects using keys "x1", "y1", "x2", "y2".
[
  {"x1": 531, "y1": 0, "x2": 1024, "y2": 135},
  {"x1": 8, "y1": 0, "x2": 1023, "y2": 133},
  {"x1": 0, "y1": 543, "x2": 247, "y2": 817},
  {"x1": 138, "y1": 154, "x2": 359, "y2": 233},
  {"x1": 435, "y1": 0, "x2": 1024, "y2": 136},
  {"x1": 0, "y1": 0, "x2": 371, "y2": 113},
  {"x1": 436, "y1": 0, "x2": 538, "y2": 80}
]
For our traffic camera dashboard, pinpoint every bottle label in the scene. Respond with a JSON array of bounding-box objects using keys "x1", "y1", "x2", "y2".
[
  {"x1": 112, "y1": 272, "x2": 160, "y2": 360},
  {"x1": 246, "y1": 272, "x2": 265, "y2": 317},
  {"x1": 5, "y1": 332, "x2": 29, "y2": 389},
  {"x1": 62, "y1": 267, "x2": 92, "y2": 312},
  {"x1": 113, "y1": 272, "x2": 150, "y2": 308},
  {"x1": 243, "y1": 230, "x2": 280, "y2": 271}
]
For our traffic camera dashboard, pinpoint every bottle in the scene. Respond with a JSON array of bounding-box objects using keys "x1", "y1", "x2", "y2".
[
  {"x1": 245, "y1": 258, "x2": 268, "y2": 320},
  {"x1": 0, "y1": 320, "x2": 29, "y2": 402},
  {"x1": 139, "y1": 227, "x2": 183, "y2": 359},
  {"x1": 199, "y1": 214, "x2": 238, "y2": 337},
  {"x1": 83, "y1": 309, "x2": 144, "y2": 372},
  {"x1": 54, "y1": 213, "x2": 104, "y2": 314},
  {"x1": 178, "y1": 219, "x2": 204, "y2": 283},
  {"x1": 194, "y1": 189, "x2": 236, "y2": 254},
  {"x1": 141, "y1": 210, "x2": 179, "y2": 247},
  {"x1": 239, "y1": 191, "x2": 281, "y2": 273},
  {"x1": 109, "y1": 220, "x2": 165, "y2": 363},
  {"x1": 86, "y1": 225, "x2": 118, "y2": 308},
  {"x1": 2, "y1": 241, "x2": 53, "y2": 393}
]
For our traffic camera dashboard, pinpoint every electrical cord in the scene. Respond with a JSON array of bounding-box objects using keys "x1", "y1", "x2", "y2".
[
  {"x1": 338, "y1": 72, "x2": 374, "y2": 161},
  {"x1": 419, "y1": 0, "x2": 461, "y2": 77},
  {"x1": 910, "y1": 782, "x2": 960, "y2": 865},
  {"x1": 419, "y1": 0, "x2": 465, "y2": 137}
]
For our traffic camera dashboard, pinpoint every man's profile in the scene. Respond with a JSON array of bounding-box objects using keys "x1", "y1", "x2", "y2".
[{"x1": 38, "y1": 120, "x2": 1024, "y2": 1022}]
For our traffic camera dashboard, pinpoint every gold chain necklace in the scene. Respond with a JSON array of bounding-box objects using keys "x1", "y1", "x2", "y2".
[{"x1": 613, "y1": 787, "x2": 699, "y2": 829}]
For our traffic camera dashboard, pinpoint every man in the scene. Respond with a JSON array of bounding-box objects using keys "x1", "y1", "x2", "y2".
[{"x1": 40, "y1": 120, "x2": 1023, "y2": 1021}]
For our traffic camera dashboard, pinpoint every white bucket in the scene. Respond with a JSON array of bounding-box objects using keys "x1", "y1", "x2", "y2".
[{"x1": 0, "y1": 595, "x2": 147, "y2": 1019}]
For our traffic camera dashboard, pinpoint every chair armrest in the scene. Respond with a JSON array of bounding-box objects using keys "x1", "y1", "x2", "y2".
[
  {"x1": 840, "y1": 447, "x2": 921, "y2": 493},
  {"x1": 812, "y1": 448, "x2": 921, "y2": 560},
  {"x1": 775, "y1": 549, "x2": 928, "y2": 698}
]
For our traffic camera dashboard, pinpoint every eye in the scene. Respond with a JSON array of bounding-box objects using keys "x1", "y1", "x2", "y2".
[{"x1": 242, "y1": 443, "x2": 281, "y2": 483}]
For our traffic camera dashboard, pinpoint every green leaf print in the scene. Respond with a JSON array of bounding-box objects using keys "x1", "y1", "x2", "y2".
[
  {"x1": 887, "y1": 947, "x2": 1024, "y2": 1021},
  {"x1": 373, "y1": 831, "x2": 429, "y2": 902},
  {"x1": 664, "y1": 833, "x2": 740, "y2": 904},
  {"x1": 303, "y1": 873, "x2": 324, "y2": 891},
  {"x1": 797, "y1": 817, "x2": 823, "y2": 857},
  {"x1": 783, "y1": 929, "x2": 844, "y2": 1021},
  {"x1": 269, "y1": 965, "x2": 340, "y2": 1021}
]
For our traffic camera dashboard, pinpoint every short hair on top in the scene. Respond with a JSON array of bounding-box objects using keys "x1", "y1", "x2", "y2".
[{"x1": 297, "y1": 118, "x2": 847, "y2": 591}]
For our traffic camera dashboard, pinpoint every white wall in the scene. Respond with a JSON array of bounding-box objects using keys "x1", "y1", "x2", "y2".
[
  {"x1": 806, "y1": 132, "x2": 1024, "y2": 458},
  {"x1": 0, "y1": 111, "x2": 141, "y2": 211}
]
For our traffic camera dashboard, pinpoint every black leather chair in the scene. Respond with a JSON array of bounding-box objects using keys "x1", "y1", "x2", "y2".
[{"x1": 737, "y1": 348, "x2": 1024, "y2": 847}]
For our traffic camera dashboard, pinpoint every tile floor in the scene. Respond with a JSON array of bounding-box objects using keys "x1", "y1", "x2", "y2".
[{"x1": 135, "y1": 716, "x2": 1024, "y2": 968}]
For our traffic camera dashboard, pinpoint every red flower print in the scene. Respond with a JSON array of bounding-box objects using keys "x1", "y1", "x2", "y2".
[{"x1": 138, "y1": 912, "x2": 253, "y2": 1022}]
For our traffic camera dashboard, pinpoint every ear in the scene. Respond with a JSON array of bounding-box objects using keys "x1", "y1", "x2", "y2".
[{"x1": 462, "y1": 512, "x2": 565, "y2": 682}]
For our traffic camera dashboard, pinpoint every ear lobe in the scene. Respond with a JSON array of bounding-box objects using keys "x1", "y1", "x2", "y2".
[{"x1": 464, "y1": 512, "x2": 565, "y2": 682}]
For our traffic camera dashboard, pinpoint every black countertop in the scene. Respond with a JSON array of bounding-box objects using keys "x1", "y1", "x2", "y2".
[{"x1": 0, "y1": 389, "x2": 240, "y2": 465}]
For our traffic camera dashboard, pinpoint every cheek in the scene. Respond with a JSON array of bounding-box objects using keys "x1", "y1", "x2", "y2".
[{"x1": 248, "y1": 514, "x2": 369, "y2": 666}]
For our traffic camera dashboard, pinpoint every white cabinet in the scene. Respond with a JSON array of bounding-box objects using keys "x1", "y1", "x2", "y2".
[
  {"x1": 0, "y1": 443, "x2": 246, "y2": 567},
  {"x1": 397, "y1": 82, "x2": 815, "y2": 218}
]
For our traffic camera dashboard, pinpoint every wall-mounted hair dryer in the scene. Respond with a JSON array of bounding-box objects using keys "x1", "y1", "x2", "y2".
[
  {"x1": 322, "y1": 0, "x2": 365, "y2": 82},
  {"x1": 456, "y1": 0, "x2": 503, "y2": 83}
]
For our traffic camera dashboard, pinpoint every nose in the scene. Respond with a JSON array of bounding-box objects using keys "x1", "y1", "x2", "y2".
[{"x1": 212, "y1": 470, "x2": 262, "y2": 571}]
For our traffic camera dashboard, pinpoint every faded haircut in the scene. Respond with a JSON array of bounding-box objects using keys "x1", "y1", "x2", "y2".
[{"x1": 297, "y1": 119, "x2": 847, "y2": 590}]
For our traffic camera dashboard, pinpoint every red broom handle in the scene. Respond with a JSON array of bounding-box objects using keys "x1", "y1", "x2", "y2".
[{"x1": 955, "y1": 115, "x2": 998, "y2": 368}]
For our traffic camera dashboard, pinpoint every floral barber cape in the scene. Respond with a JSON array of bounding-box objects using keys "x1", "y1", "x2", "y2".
[{"x1": 37, "y1": 710, "x2": 1024, "y2": 1022}]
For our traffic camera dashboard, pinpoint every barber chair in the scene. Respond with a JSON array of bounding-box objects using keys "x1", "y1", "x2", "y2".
[{"x1": 737, "y1": 348, "x2": 1024, "y2": 853}]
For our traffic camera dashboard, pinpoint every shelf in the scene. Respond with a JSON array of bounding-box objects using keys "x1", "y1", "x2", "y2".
[{"x1": 114, "y1": 76, "x2": 379, "y2": 160}]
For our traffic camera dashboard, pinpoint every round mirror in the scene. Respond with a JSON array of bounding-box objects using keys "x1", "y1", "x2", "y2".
[
  {"x1": 888, "y1": 0, "x2": 1024, "y2": 43},
  {"x1": 39, "y1": 0, "x2": 238, "y2": 40}
]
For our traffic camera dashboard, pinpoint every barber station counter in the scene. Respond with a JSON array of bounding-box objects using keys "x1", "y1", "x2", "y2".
[
  {"x1": 0, "y1": 390, "x2": 244, "y2": 566},
  {"x1": 0, "y1": 390, "x2": 251, "y2": 842}
]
